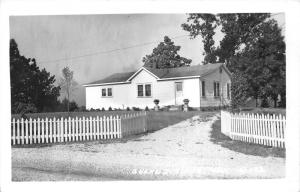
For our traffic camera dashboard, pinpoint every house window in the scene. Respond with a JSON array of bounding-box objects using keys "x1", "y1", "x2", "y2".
[
  {"x1": 214, "y1": 81, "x2": 220, "y2": 97},
  {"x1": 102, "y1": 88, "x2": 112, "y2": 97},
  {"x1": 227, "y1": 83, "x2": 230, "y2": 99},
  {"x1": 145, "y1": 84, "x2": 151, "y2": 97},
  {"x1": 102, "y1": 88, "x2": 106, "y2": 97},
  {"x1": 137, "y1": 85, "x2": 144, "y2": 97},
  {"x1": 201, "y1": 81, "x2": 206, "y2": 97},
  {"x1": 176, "y1": 82, "x2": 183, "y2": 92},
  {"x1": 108, "y1": 88, "x2": 112, "y2": 97},
  {"x1": 137, "y1": 84, "x2": 152, "y2": 97}
]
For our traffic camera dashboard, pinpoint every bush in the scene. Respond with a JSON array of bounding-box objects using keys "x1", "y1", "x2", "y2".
[
  {"x1": 90, "y1": 108, "x2": 96, "y2": 112},
  {"x1": 102, "y1": 107, "x2": 105, "y2": 111},
  {"x1": 126, "y1": 107, "x2": 130, "y2": 111},
  {"x1": 12, "y1": 102, "x2": 37, "y2": 115},
  {"x1": 132, "y1": 107, "x2": 141, "y2": 111},
  {"x1": 153, "y1": 99, "x2": 160, "y2": 104},
  {"x1": 145, "y1": 106, "x2": 149, "y2": 111},
  {"x1": 108, "y1": 107, "x2": 112, "y2": 111}
]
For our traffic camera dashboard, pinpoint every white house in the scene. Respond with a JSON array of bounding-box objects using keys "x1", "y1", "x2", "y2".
[{"x1": 83, "y1": 63, "x2": 231, "y2": 110}]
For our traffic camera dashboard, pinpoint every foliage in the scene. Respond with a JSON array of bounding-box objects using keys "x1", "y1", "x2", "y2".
[
  {"x1": 55, "y1": 97, "x2": 79, "y2": 112},
  {"x1": 145, "y1": 106, "x2": 149, "y2": 111},
  {"x1": 143, "y1": 36, "x2": 192, "y2": 68},
  {"x1": 108, "y1": 107, "x2": 112, "y2": 111},
  {"x1": 10, "y1": 39, "x2": 61, "y2": 113},
  {"x1": 230, "y1": 72, "x2": 249, "y2": 110},
  {"x1": 60, "y1": 66, "x2": 78, "y2": 112},
  {"x1": 126, "y1": 107, "x2": 130, "y2": 111},
  {"x1": 12, "y1": 102, "x2": 37, "y2": 115},
  {"x1": 182, "y1": 13, "x2": 285, "y2": 108}
]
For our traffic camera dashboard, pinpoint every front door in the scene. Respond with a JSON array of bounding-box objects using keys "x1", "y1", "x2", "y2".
[{"x1": 175, "y1": 82, "x2": 183, "y2": 105}]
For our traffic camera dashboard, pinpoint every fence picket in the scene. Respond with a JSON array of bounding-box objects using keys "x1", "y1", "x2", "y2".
[
  {"x1": 45, "y1": 118, "x2": 48, "y2": 143},
  {"x1": 28, "y1": 118, "x2": 32, "y2": 144},
  {"x1": 12, "y1": 118, "x2": 16, "y2": 145},
  {"x1": 20, "y1": 118, "x2": 24, "y2": 144},
  {"x1": 96, "y1": 116, "x2": 99, "y2": 139},
  {"x1": 53, "y1": 117, "x2": 57, "y2": 143},
  {"x1": 92, "y1": 117, "x2": 96, "y2": 140}
]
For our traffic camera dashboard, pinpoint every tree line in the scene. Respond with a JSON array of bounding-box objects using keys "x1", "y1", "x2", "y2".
[{"x1": 10, "y1": 39, "x2": 80, "y2": 114}]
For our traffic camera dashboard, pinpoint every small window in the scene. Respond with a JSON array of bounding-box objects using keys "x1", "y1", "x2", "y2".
[
  {"x1": 227, "y1": 83, "x2": 230, "y2": 99},
  {"x1": 107, "y1": 88, "x2": 112, "y2": 97},
  {"x1": 137, "y1": 85, "x2": 144, "y2": 97},
  {"x1": 201, "y1": 81, "x2": 206, "y2": 97},
  {"x1": 145, "y1": 84, "x2": 152, "y2": 97},
  {"x1": 102, "y1": 88, "x2": 106, "y2": 97},
  {"x1": 214, "y1": 82, "x2": 220, "y2": 97},
  {"x1": 176, "y1": 82, "x2": 183, "y2": 92}
]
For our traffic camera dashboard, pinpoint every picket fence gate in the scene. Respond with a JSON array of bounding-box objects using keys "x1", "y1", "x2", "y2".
[
  {"x1": 11, "y1": 112, "x2": 147, "y2": 146},
  {"x1": 221, "y1": 111, "x2": 285, "y2": 148}
]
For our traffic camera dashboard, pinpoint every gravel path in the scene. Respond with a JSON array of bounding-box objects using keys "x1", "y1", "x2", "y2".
[{"x1": 12, "y1": 114, "x2": 285, "y2": 181}]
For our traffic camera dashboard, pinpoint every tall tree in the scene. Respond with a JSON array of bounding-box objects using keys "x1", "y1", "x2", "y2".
[
  {"x1": 60, "y1": 66, "x2": 77, "y2": 112},
  {"x1": 182, "y1": 13, "x2": 286, "y2": 107},
  {"x1": 10, "y1": 39, "x2": 61, "y2": 113},
  {"x1": 143, "y1": 36, "x2": 192, "y2": 69}
]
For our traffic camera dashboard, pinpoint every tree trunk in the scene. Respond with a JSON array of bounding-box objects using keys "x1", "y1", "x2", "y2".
[{"x1": 273, "y1": 97, "x2": 277, "y2": 108}]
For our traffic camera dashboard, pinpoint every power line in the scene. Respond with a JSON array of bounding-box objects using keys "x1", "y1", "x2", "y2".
[{"x1": 39, "y1": 34, "x2": 189, "y2": 64}]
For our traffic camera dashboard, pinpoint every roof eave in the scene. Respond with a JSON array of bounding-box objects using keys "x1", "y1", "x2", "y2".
[
  {"x1": 83, "y1": 81, "x2": 131, "y2": 87},
  {"x1": 157, "y1": 75, "x2": 201, "y2": 81}
]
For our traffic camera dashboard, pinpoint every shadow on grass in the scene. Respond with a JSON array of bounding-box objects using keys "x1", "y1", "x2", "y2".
[{"x1": 210, "y1": 118, "x2": 285, "y2": 158}]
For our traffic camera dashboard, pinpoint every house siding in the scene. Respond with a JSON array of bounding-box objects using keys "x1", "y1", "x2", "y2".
[
  {"x1": 86, "y1": 69, "x2": 201, "y2": 110},
  {"x1": 200, "y1": 66, "x2": 231, "y2": 107}
]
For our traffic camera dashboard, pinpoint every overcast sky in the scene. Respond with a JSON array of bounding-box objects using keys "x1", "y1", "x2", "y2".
[{"x1": 9, "y1": 14, "x2": 285, "y2": 106}]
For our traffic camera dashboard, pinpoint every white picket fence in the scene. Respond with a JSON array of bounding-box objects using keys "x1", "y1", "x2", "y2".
[
  {"x1": 11, "y1": 112, "x2": 147, "y2": 146},
  {"x1": 221, "y1": 111, "x2": 286, "y2": 148}
]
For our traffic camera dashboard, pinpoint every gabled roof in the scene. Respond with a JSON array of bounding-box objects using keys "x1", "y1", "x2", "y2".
[
  {"x1": 146, "y1": 63, "x2": 224, "y2": 79},
  {"x1": 83, "y1": 63, "x2": 228, "y2": 86},
  {"x1": 86, "y1": 71, "x2": 135, "y2": 85}
]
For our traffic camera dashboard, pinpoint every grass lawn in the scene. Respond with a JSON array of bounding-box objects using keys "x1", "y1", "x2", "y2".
[{"x1": 210, "y1": 118, "x2": 285, "y2": 158}]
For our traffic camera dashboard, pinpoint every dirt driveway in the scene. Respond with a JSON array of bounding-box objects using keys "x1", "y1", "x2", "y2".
[{"x1": 12, "y1": 114, "x2": 285, "y2": 180}]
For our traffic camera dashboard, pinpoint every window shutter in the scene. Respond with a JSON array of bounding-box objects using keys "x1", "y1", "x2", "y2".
[
  {"x1": 202, "y1": 81, "x2": 205, "y2": 97},
  {"x1": 213, "y1": 82, "x2": 216, "y2": 97}
]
